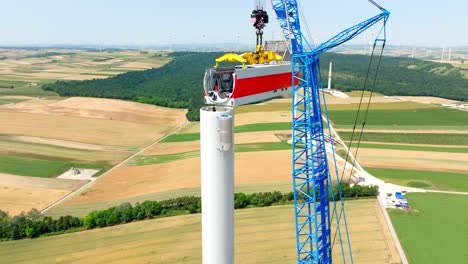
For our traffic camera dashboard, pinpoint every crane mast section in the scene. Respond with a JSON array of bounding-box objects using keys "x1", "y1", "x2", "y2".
[{"x1": 291, "y1": 55, "x2": 332, "y2": 263}]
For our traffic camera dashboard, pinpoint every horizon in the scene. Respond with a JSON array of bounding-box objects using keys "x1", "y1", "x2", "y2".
[
  {"x1": 1, "y1": 43, "x2": 467, "y2": 49},
  {"x1": 0, "y1": 0, "x2": 466, "y2": 47}
]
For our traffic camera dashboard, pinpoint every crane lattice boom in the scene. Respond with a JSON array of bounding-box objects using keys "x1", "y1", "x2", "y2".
[{"x1": 270, "y1": 1, "x2": 389, "y2": 263}]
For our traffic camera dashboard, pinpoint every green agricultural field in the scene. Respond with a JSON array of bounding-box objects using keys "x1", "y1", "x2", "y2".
[
  {"x1": 0, "y1": 137, "x2": 131, "y2": 163},
  {"x1": 324, "y1": 101, "x2": 435, "y2": 111},
  {"x1": 345, "y1": 90, "x2": 383, "y2": 97},
  {"x1": 236, "y1": 102, "x2": 291, "y2": 114},
  {"x1": 230, "y1": 122, "x2": 290, "y2": 133},
  {"x1": 235, "y1": 122, "x2": 292, "y2": 133},
  {"x1": 129, "y1": 151, "x2": 199, "y2": 166},
  {"x1": 349, "y1": 142, "x2": 468, "y2": 153},
  {"x1": 329, "y1": 107, "x2": 468, "y2": 128},
  {"x1": 160, "y1": 132, "x2": 200, "y2": 143},
  {"x1": 3, "y1": 200, "x2": 400, "y2": 264},
  {"x1": 340, "y1": 132, "x2": 468, "y2": 145},
  {"x1": 0, "y1": 154, "x2": 71, "y2": 177},
  {"x1": 367, "y1": 167, "x2": 468, "y2": 192},
  {"x1": 0, "y1": 83, "x2": 57, "y2": 96},
  {"x1": 0, "y1": 98, "x2": 26, "y2": 105},
  {"x1": 162, "y1": 122, "x2": 292, "y2": 143},
  {"x1": 130, "y1": 142, "x2": 291, "y2": 165},
  {"x1": 389, "y1": 193, "x2": 468, "y2": 264},
  {"x1": 235, "y1": 141, "x2": 291, "y2": 152},
  {"x1": 0, "y1": 154, "x2": 110, "y2": 178},
  {"x1": 0, "y1": 80, "x2": 26, "y2": 88}
]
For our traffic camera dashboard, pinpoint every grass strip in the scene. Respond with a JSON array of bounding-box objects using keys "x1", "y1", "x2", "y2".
[
  {"x1": 161, "y1": 122, "x2": 291, "y2": 143},
  {"x1": 0, "y1": 154, "x2": 110, "y2": 178},
  {"x1": 349, "y1": 142, "x2": 468, "y2": 153},
  {"x1": 130, "y1": 142, "x2": 291, "y2": 165},
  {"x1": 339, "y1": 132, "x2": 468, "y2": 145},
  {"x1": 329, "y1": 108, "x2": 468, "y2": 127},
  {"x1": 367, "y1": 167, "x2": 468, "y2": 192}
]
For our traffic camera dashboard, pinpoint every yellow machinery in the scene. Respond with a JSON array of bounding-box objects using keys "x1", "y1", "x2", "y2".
[
  {"x1": 214, "y1": 47, "x2": 283, "y2": 69},
  {"x1": 214, "y1": 2, "x2": 283, "y2": 68}
]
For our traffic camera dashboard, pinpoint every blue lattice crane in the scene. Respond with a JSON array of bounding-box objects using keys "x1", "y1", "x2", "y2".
[{"x1": 270, "y1": 1, "x2": 390, "y2": 263}]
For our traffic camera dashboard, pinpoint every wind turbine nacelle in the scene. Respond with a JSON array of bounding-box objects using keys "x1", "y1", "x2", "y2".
[{"x1": 203, "y1": 63, "x2": 293, "y2": 106}]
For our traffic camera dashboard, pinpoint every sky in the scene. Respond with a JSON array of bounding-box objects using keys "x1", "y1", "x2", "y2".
[{"x1": 0, "y1": 0, "x2": 466, "y2": 47}]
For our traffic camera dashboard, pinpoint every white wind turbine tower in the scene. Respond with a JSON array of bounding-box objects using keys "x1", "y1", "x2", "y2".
[
  {"x1": 365, "y1": 30, "x2": 376, "y2": 55},
  {"x1": 169, "y1": 33, "x2": 175, "y2": 52},
  {"x1": 441, "y1": 46, "x2": 446, "y2": 62},
  {"x1": 202, "y1": 34, "x2": 206, "y2": 52}
]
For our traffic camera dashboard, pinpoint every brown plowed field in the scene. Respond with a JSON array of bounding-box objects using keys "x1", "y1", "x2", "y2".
[
  {"x1": 236, "y1": 111, "x2": 291, "y2": 125},
  {"x1": 69, "y1": 151, "x2": 292, "y2": 204},
  {"x1": 0, "y1": 110, "x2": 178, "y2": 147},
  {"x1": 358, "y1": 148, "x2": 468, "y2": 173},
  {"x1": 395, "y1": 96, "x2": 459, "y2": 104},
  {"x1": 67, "y1": 150, "x2": 348, "y2": 205},
  {"x1": 1, "y1": 97, "x2": 186, "y2": 126},
  {"x1": 0, "y1": 173, "x2": 85, "y2": 215}
]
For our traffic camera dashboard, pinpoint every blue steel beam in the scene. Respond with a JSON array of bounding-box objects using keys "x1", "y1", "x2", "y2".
[
  {"x1": 310, "y1": 11, "x2": 389, "y2": 57},
  {"x1": 271, "y1": 1, "x2": 389, "y2": 263}
]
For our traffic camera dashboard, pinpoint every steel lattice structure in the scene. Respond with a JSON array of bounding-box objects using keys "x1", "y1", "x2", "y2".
[{"x1": 271, "y1": 1, "x2": 390, "y2": 263}]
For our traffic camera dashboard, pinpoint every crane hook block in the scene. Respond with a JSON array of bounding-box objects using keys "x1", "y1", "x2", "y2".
[{"x1": 251, "y1": 9, "x2": 269, "y2": 30}]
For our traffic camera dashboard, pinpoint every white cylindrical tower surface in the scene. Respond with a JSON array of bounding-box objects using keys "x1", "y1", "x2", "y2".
[{"x1": 200, "y1": 106, "x2": 234, "y2": 264}]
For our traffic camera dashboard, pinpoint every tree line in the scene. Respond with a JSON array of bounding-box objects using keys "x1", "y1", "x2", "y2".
[
  {"x1": 0, "y1": 184, "x2": 378, "y2": 241},
  {"x1": 0, "y1": 209, "x2": 82, "y2": 240}
]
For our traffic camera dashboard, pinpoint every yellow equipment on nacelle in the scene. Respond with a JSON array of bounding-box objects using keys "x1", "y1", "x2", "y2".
[
  {"x1": 214, "y1": 2, "x2": 282, "y2": 68},
  {"x1": 214, "y1": 45, "x2": 283, "y2": 69}
]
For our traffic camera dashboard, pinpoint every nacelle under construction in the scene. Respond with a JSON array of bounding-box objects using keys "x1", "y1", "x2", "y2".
[
  {"x1": 203, "y1": 2, "x2": 292, "y2": 107},
  {"x1": 204, "y1": 63, "x2": 292, "y2": 106}
]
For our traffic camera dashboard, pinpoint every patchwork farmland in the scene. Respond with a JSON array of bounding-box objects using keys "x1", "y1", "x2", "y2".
[
  {"x1": 0, "y1": 95, "x2": 185, "y2": 214},
  {"x1": 1, "y1": 49, "x2": 467, "y2": 264},
  {"x1": 0, "y1": 49, "x2": 170, "y2": 83}
]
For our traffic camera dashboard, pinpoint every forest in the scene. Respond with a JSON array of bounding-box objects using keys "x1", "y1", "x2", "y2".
[
  {"x1": 320, "y1": 52, "x2": 468, "y2": 101},
  {"x1": 43, "y1": 51, "x2": 468, "y2": 121}
]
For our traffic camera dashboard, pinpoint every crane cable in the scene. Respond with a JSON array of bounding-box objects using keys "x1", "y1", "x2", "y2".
[
  {"x1": 297, "y1": 0, "x2": 316, "y2": 49},
  {"x1": 346, "y1": 42, "x2": 386, "y2": 187},
  {"x1": 339, "y1": 41, "x2": 383, "y2": 185},
  {"x1": 330, "y1": 39, "x2": 386, "y2": 248}
]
